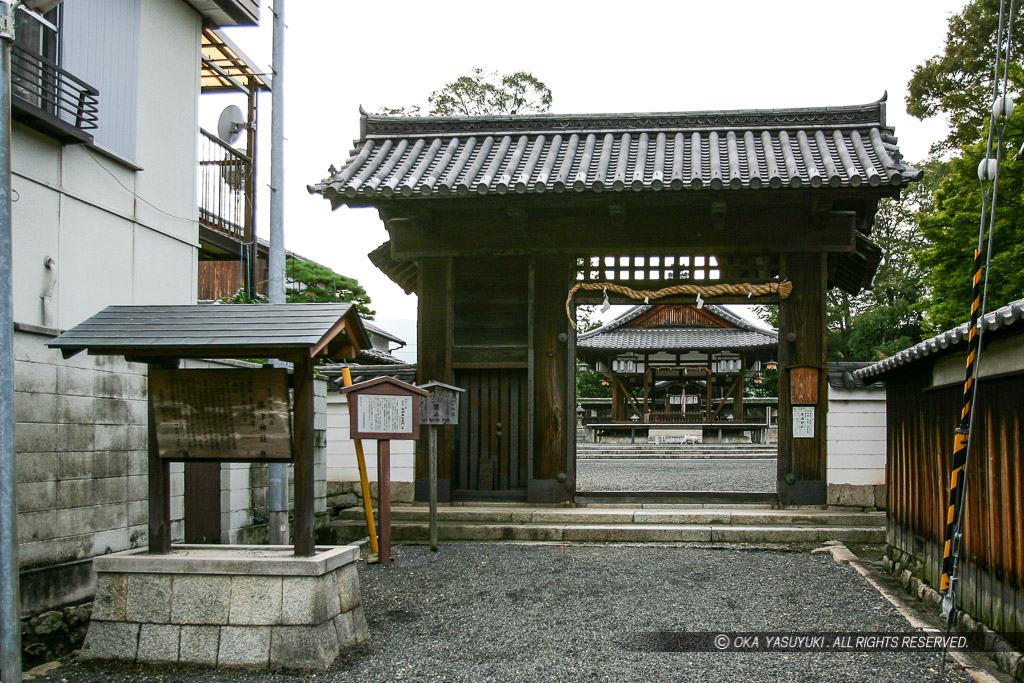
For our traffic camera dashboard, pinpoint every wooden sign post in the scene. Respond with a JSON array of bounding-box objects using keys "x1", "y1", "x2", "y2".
[
  {"x1": 340, "y1": 377, "x2": 428, "y2": 564},
  {"x1": 418, "y1": 382, "x2": 465, "y2": 551}
]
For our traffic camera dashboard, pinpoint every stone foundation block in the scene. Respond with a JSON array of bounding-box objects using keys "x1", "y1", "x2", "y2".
[
  {"x1": 179, "y1": 625, "x2": 220, "y2": 666},
  {"x1": 85, "y1": 544, "x2": 365, "y2": 669},
  {"x1": 270, "y1": 622, "x2": 338, "y2": 669},
  {"x1": 826, "y1": 483, "x2": 876, "y2": 508},
  {"x1": 139, "y1": 624, "x2": 180, "y2": 663},
  {"x1": 171, "y1": 574, "x2": 231, "y2": 624},
  {"x1": 81, "y1": 621, "x2": 139, "y2": 661},
  {"x1": 218, "y1": 626, "x2": 270, "y2": 668}
]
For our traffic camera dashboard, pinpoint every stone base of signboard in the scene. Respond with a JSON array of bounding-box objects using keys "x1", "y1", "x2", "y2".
[{"x1": 81, "y1": 545, "x2": 367, "y2": 669}]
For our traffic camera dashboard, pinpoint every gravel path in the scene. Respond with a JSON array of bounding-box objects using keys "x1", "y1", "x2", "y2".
[
  {"x1": 55, "y1": 544, "x2": 972, "y2": 682},
  {"x1": 577, "y1": 457, "x2": 777, "y2": 491}
]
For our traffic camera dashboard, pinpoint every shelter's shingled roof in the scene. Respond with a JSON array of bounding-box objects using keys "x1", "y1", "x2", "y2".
[
  {"x1": 578, "y1": 304, "x2": 777, "y2": 352},
  {"x1": 309, "y1": 96, "x2": 920, "y2": 203},
  {"x1": 362, "y1": 319, "x2": 406, "y2": 346},
  {"x1": 48, "y1": 303, "x2": 370, "y2": 359},
  {"x1": 854, "y1": 298, "x2": 1024, "y2": 380}
]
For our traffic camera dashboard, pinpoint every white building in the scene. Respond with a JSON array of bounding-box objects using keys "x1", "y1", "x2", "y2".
[{"x1": 10, "y1": 0, "x2": 274, "y2": 643}]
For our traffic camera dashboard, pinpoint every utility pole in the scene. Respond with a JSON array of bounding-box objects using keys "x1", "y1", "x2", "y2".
[{"x1": 267, "y1": 0, "x2": 289, "y2": 545}]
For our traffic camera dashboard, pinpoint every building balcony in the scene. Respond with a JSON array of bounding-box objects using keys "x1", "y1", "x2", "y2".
[
  {"x1": 198, "y1": 128, "x2": 252, "y2": 245},
  {"x1": 11, "y1": 42, "x2": 98, "y2": 145}
]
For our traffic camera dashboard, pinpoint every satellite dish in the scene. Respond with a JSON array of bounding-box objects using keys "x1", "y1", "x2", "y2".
[{"x1": 217, "y1": 105, "x2": 246, "y2": 146}]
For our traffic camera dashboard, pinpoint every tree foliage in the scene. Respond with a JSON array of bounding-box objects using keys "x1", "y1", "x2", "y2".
[
  {"x1": 285, "y1": 259, "x2": 375, "y2": 317},
  {"x1": 907, "y1": 0, "x2": 1024, "y2": 151},
  {"x1": 380, "y1": 68, "x2": 552, "y2": 117},
  {"x1": 575, "y1": 305, "x2": 612, "y2": 398},
  {"x1": 915, "y1": 120, "x2": 1024, "y2": 332}
]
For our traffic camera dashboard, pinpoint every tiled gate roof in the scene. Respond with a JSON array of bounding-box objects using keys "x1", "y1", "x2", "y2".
[{"x1": 310, "y1": 95, "x2": 921, "y2": 203}]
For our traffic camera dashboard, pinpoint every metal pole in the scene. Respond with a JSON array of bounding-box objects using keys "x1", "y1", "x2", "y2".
[
  {"x1": 0, "y1": 2, "x2": 21, "y2": 678},
  {"x1": 267, "y1": 0, "x2": 288, "y2": 544},
  {"x1": 429, "y1": 426, "x2": 438, "y2": 552}
]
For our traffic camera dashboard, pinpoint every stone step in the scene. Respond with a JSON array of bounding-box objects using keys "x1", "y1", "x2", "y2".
[
  {"x1": 328, "y1": 519, "x2": 884, "y2": 545},
  {"x1": 335, "y1": 506, "x2": 885, "y2": 528}
]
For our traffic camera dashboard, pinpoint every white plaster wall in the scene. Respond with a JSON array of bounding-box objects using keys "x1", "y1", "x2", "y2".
[
  {"x1": 827, "y1": 386, "x2": 886, "y2": 486},
  {"x1": 325, "y1": 394, "x2": 415, "y2": 484},
  {"x1": 10, "y1": 0, "x2": 201, "y2": 330}
]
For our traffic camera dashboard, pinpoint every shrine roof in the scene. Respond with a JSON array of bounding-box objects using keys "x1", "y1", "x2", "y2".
[
  {"x1": 48, "y1": 303, "x2": 370, "y2": 360},
  {"x1": 578, "y1": 305, "x2": 777, "y2": 352},
  {"x1": 309, "y1": 95, "x2": 921, "y2": 204}
]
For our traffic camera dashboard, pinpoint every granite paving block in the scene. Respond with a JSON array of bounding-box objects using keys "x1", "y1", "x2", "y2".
[
  {"x1": 218, "y1": 626, "x2": 271, "y2": 668},
  {"x1": 80, "y1": 621, "x2": 139, "y2": 661},
  {"x1": 228, "y1": 575, "x2": 283, "y2": 625},
  {"x1": 269, "y1": 622, "x2": 339, "y2": 670},
  {"x1": 138, "y1": 624, "x2": 180, "y2": 663},
  {"x1": 171, "y1": 575, "x2": 231, "y2": 625},
  {"x1": 179, "y1": 625, "x2": 220, "y2": 666},
  {"x1": 125, "y1": 574, "x2": 172, "y2": 623}
]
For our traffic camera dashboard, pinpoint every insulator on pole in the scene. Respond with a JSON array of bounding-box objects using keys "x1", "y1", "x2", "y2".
[
  {"x1": 978, "y1": 158, "x2": 999, "y2": 181},
  {"x1": 993, "y1": 95, "x2": 1015, "y2": 119}
]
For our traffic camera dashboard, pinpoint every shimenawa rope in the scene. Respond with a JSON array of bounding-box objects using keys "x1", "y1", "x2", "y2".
[{"x1": 565, "y1": 280, "x2": 793, "y2": 329}]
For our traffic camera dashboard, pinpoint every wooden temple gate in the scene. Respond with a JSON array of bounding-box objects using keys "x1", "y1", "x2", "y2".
[{"x1": 311, "y1": 97, "x2": 920, "y2": 504}]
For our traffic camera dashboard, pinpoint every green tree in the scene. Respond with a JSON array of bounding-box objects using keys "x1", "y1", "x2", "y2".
[
  {"x1": 907, "y1": 0, "x2": 1024, "y2": 151},
  {"x1": 380, "y1": 68, "x2": 552, "y2": 117},
  {"x1": 915, "y1": 121, "x2": 1024, "y2": 332},
  {"x1": 285, "y1": 259, "x2": 375, "y2": 317},
  {"x1": 575, "y1": 305, "x2": 612, "y2": 398}
]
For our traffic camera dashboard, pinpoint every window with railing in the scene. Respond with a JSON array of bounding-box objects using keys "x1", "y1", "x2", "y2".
[
  {"x1": 11, "y1": 5, "x2": 99, "y2": 145},
  {"x1": 198, "y1": 129, "x2": 252, "y2": 243}
]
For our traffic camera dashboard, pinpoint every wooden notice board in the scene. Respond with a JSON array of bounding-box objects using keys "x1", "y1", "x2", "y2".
[{"x1": 149, "y1": 368, "x2": 293, "y2": 461}]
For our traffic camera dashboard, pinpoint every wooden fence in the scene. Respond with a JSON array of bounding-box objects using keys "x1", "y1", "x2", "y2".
[{"x1": 887, "y1": 363, "x2": 1024, "y2": 646}]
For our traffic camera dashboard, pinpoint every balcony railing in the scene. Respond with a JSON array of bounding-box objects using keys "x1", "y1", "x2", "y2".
[
  {"x1": 11, "y1": 43, "x2": 98, "y2": 144},
  {"x1": 198, "y1": 129, "x2": 252, "y2": 243}
]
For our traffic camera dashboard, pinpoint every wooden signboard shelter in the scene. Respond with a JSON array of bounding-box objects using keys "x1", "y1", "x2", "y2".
[
  {"x1": 49, "y1": 303, "x2": 370, "y2": 556},
  {"x1": 419, "y1": 382, "x2": 465, "y2": 550},
  {"x1": 310, "y1": 96, "x2": 921, "y2": 505},
  {"x1": 339, "y1": 377, "x2": 428, "y2": 563}
]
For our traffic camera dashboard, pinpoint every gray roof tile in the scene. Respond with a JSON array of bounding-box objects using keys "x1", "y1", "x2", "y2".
[
  {"x1": 48, "y1": 303, "x2": 370, "y2": 358},
  {"x1": 310, "y1": 97, "x2": 920, "y2": 202},
  {"x1": 578, "y1": 328, "x2": 777, "y2": 352},
  {"x1": 854, "y1": 298, "x2": 1024, "y2": 379}
]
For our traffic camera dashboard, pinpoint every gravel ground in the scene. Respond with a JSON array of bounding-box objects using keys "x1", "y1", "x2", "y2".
[
  {"x1": 577, "y1": 457, "x2": 776, "y2": 492},
  {"x1": 54, "y1": 544, "x2": 972, "y2": 683}
]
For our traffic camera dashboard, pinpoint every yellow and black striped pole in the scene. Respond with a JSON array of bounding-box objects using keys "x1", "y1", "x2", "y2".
[{"x1": 939, "y1": 247, "x2": 985, "y2": 607}]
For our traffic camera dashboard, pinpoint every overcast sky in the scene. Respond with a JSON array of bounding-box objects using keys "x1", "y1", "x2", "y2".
[{"x1": 204, "y1": 0, "x2": 971, "y2": 360}]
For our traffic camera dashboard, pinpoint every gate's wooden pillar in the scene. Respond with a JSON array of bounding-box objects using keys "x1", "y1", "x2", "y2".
[
  {"x1": 777, "y1": 253, "x2": 828, "y2": 505},
  {"x1": 528, "y1": 254, "x2": 572, "y2": 503},
  {"x1": 415, "y1": 258, "x2": 453, "y2": 502}
]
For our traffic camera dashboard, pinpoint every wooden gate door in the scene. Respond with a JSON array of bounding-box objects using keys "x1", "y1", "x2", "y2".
[{"x1": 454, "y1": 369, "x2": 529, "y2": 498}]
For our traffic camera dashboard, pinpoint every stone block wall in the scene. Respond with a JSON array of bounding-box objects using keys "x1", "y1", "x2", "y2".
[{"x1": 14, "y1": 325, "x2": 178, "y2": 614}]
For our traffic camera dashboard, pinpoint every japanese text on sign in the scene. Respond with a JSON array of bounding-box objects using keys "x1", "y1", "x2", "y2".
[
  {"x1": 792, "y1": 406, "x2": 815, "y2": 438},
  {"x1": 358, "y1": 394, "x2": 413, "y2": 434},
  {"x1": 150, "y1": 369, "x2": 292, "y2": 460}
]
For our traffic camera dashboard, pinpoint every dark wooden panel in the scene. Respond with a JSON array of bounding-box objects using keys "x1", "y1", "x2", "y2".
[
  {"x1": 886, "y1": 365, "x2": 1024, "y2": 649},
  {"x1": 453, "y1": 369, "x2": 529, "y2": 495},
  {"x1": 530, "y1": 254, "x2": 572, "y2": 502},
  {"x1": 415, "y1": 259, "x2": 454, "y2": 502},
  {"x1": 387, "y1": 210, "x2": 858, "y2": 257},
  {"x1": 776, "y1": 253, "x2": 826, "y2": 504},
  {"x1": 184, "y1": 462, "x2": 221, "y2": 544}
]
